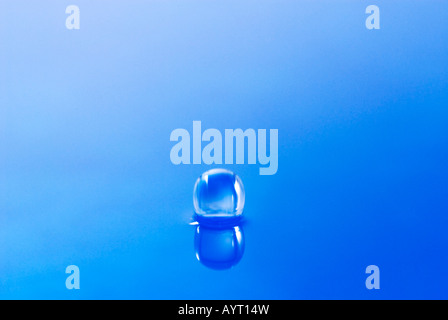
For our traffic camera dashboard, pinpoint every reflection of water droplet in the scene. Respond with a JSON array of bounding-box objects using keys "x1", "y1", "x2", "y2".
[
  {"x1": 193, "y1": 169, "x2": 245, "y2": 224},
  {"x1": 194, "y1": 225, "x2": 245, "y2": 270}
]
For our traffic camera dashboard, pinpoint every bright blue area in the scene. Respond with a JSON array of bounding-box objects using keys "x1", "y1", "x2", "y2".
[{"x1": 0, "y1": 1, "x2": 447, "y2": 299}]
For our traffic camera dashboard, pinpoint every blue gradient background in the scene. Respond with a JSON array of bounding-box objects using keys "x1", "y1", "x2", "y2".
[{"x1": 0, "y1": 1, "x2": 447, "y2": 299}]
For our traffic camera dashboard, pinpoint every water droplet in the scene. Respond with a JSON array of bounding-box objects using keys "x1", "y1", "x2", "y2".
[
  {"x1": 194, "y1": 225, "x2": 245, "y2": 270},
  {"x1": 193, "y1": 169, "x2": 245, "y2": 224}
]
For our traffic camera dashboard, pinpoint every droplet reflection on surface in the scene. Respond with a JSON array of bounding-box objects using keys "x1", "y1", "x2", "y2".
[
  {"x1": 193, "y1": 169, "x2": 245, "y2": 224},
  {"x1": 194, "y1": 225, "x2": 245, "y2": 270}
]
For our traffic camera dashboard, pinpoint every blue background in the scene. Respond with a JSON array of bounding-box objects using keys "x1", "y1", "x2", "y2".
[{"x1": 0, "y1": 0, "x2": 447, "y2": 299}]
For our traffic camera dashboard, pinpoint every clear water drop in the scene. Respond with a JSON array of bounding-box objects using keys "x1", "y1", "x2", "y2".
[
  {"x1": 194, "y1": 225, "x2": 245, "y2": 270},
  {"x1": 193, "y1": 169, "x2": 245, "y2": 223}
]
